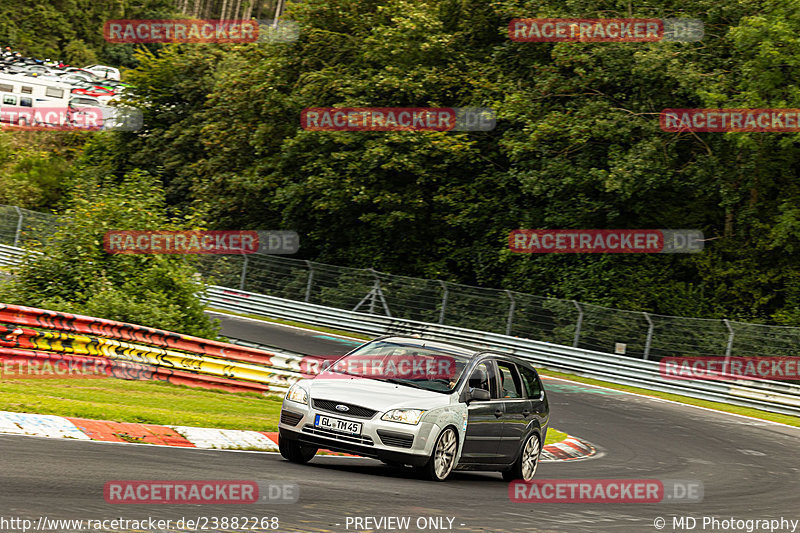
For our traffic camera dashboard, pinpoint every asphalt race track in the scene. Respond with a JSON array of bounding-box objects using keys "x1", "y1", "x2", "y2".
[{"x1": 1, "y1": 313, "x2": 799, "y2": 533}]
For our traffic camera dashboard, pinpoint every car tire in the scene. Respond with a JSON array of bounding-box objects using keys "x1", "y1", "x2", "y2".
[
  {"x1": 502, "y1": 432, "x2": 541, "y2": 482},
  {"x1": 419, "y1": 426, "x2": 458, "y2": 482},
  {"x1": 278, "y1": 435, "x2": 317, "y2": 464}
]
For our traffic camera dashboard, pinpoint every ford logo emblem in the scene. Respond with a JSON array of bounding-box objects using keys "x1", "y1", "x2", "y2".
[{"x1": 335, "y1": 404, "x2": 350, "y2": 412}]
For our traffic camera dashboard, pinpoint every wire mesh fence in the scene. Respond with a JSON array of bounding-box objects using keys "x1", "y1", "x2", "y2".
[
  {"x1": 0, "y1": 205, "x2": 60, "y2": 247},
  {"x1": 3, "y1": 204, "x2": 800, "y2": 361}
]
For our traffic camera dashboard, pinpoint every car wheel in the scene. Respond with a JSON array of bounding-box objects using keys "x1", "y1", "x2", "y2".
[
  {"x1": 420, "y1": 427, "x2": 458, "y2": 481},
  {"x1": 278, "y1": 435, "x2": 318, "y2": 464},
  {"x1": 502, "y1": 432, "x2": 541, "y2": 481}
]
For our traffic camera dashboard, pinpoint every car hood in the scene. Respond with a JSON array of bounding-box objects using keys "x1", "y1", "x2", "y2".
[{"x1": 303, "y1": 377, "x2": 453, "y2": 412}]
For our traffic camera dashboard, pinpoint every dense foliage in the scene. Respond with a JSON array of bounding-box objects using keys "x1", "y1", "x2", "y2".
[
  {"x1": 0, "y1": 169, "x2": 219, "y2": 338},
  {"x1": 0, "y1": 0, "x2": 178, "y2": 67},
  {"x1": 4, "y1": 0, "x2": 800, "y2": 328}
]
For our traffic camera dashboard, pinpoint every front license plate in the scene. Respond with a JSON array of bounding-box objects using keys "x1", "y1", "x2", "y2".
[{"x1": 314, "y1": 414, "x2": 362, "y2": 435}]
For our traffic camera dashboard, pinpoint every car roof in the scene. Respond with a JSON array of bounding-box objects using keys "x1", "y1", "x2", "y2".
[
  {"x1": 475, "y1": 352, "x2": 539, "y2": 372},
  {"x1": 371, "y1": 335, "x2": 481, "y2": 356},
  {"x1": 377, "y1": 335, "x2": 542, "y2": 369}
]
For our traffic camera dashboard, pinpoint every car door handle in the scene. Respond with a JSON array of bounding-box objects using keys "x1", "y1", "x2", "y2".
[
  {"x1": 522, "y1": 410, "x2": 530, "y2": 417},
  {"x1": 494, "y1": 409, "x2": 503, "y2": 418}
]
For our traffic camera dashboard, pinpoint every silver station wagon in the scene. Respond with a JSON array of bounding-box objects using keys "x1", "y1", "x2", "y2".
[{"x1": 278, "y1": 336, "x2": 549, "y2": 481}]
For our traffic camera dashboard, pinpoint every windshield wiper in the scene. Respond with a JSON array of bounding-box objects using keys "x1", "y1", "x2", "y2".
[{"x1": 381, "y1": 378, "x2": 427, "y2": 390}]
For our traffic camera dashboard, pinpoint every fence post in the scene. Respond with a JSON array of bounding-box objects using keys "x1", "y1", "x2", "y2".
[
  {"x1": 364, "y1": 268, "x2": 392, "y2": 317},
  {"x1": 723, "y1": 319, "x2": 734, "y2": 364},
  {"x1": 572, "y1": 300, "x2": 583, "y2": 348},
  {"x1": 304, "y1": 260, "x2": 313, "y2": 303},
  {"x1": 13, "y1": 206, "x2": 22, "y2": 247},
  {"x1": 239, "y1": 254, "x2": 248, "y2": 291},
  {"x1": 643, "y1": 312, "x2": 654, "y2": 360},
  {"x1": 505, "y1": 290, "x2": 515, "y2": 336},
  {"x1": 439, "y1": 281, "x2": 448, "y2": 324}
]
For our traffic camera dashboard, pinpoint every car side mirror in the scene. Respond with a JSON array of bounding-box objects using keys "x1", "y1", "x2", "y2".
[{"x1": 468, "y1": 388, "x2": 491, "y2": 403}]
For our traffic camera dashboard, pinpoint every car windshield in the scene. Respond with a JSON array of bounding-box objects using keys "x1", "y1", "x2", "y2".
[{"x1": 319, "y1": 340, "x2": 472, "y2": 393}]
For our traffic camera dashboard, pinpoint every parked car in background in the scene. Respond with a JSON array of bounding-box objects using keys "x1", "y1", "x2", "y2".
[{"x1": 84, "y1": 65, "x2": 120, "y2": 81}]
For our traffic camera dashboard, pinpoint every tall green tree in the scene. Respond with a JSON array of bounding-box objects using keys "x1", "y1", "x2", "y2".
[{"x1": 0, "y1": 169, "x2": 219, "y2": 338}]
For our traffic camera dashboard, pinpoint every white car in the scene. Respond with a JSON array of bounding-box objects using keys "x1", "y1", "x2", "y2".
[
  {"x1": 278, "y1": 336, "x2": 550, "y2": 481},
  {"x1": 84, "y1": 65, "x2": 121, "y2": 81}
]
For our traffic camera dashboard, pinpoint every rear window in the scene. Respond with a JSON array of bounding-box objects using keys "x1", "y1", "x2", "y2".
[
  {"x1": 497, "y1": 361, "x2": 523, "y2": 398},
  {"x1": 519, "y1": 366, "x2": 542, "y2": 399}
]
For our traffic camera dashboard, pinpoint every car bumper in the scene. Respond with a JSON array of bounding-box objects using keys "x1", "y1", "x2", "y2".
[{"x1": 278, "y1": 402, "x2": 447, "y2": 467}]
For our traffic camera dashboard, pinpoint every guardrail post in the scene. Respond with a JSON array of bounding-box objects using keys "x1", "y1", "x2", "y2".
[
  {"x1": 239, "y1": 254, "x2": 248, "y2": 291},
  {"x1": 505, "y1": 290, "x2": 516, "y2": 336},
  {"x1": 439, "y1": 281, "x2": 448, "y2": 324},
  {"x1": 304, "y1": 260, "x2": 313, "y2": 303},
  {"x1": 572, "y1": 300, "x2": 583, "y2": 348},
  {"x1": 724, "y1": 319, "x2": 734, "y2": 364},
  {"x1": 643, "y1": 312, "x2": 654, "y2": 360},
  {"x1": 13, "y1": 206, "x2": 22, "y2": 247}
]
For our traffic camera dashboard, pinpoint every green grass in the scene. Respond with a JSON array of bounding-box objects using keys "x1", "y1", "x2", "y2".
[
  {"x1": 544, "y1": 428, "x2": 567, "y2": 445},
  {"x1": 0, "y1": 377, "x2": 574, "y2": 446},
  {"x1": 539, "y1": 369, "x2": 800, "y2": 428},
  {"x1": 0, "y1": 378, "x2": 283, "y2": 431}
]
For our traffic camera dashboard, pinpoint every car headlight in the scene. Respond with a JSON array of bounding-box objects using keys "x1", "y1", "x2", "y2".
[
  {"x1": 381, "y1": 409, "x2": 425, "y2": 425},
  {"x1": 285, "y1": 384, "x2": 308, "y2": 405}
]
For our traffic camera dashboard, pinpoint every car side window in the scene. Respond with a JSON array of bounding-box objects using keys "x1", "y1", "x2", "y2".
[
  {"x1": 497, "y1": 362, "x2": 523, "y2": 398},
  {"x1": 467, "y1": 362, "x2": 499, "y2": 399},
  {"x1": 519, "y1": 366, "x2": 542, "y2": 399}
]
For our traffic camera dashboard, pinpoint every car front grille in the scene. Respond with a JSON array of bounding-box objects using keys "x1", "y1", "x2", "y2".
[
  {"x1": 377, "y1": 430, "x2": 414, "y2": 449},
  {"x1": 312, "y1": 399, "x2": 378, "y2": 419},
  {"x1": 280, "y1": 410, "x2": 303, "y2": 426},
  {"x1": 302, "y1": 425, "x2": 375, "y2": 446}
]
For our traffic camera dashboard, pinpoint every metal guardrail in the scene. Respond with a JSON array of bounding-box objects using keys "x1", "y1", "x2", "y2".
[
  {"x1": 6, "y1": 203, "x2": 800, "y2": 362},
  {"x1": 0, "y1": 244, "x2": 33, "y2": 267},
  {"x1": 1, "y1": 240, "x2": 799, "y2": 416},
  {"x1": 204, "y1": 286, "x2": 800, "y2": 417}
]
